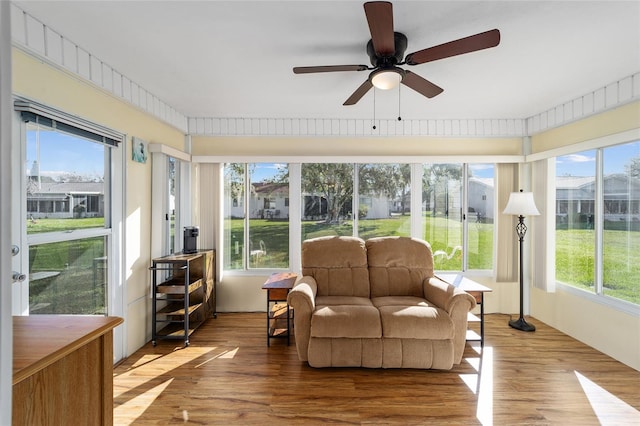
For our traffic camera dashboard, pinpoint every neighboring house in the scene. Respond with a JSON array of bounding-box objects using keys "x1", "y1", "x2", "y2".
[
  {"x1": 556, "y1": 174, "x2": 640, "y2": 224},
  {"x1": 227, "y1": 182, "x2": 290, "y2": 219},
  {"x1": 27, "y1": 180, "x2": 105, "y2": 219},
  {"x1": 469, "y1": 177, "x2": 495, "y2": 223}
]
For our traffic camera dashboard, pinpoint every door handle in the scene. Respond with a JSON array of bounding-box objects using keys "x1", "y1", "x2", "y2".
[
  {"x1": 12, "y1": 271, "x2": 26, "y2": 282},
  {"x1": 12, "y1": 245, "x2": 19, "y2": 256}
]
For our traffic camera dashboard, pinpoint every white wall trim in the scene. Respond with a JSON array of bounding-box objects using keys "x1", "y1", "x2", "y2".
[{"x1": 148, "y1": 143, "x2": 191, "y2": 162}]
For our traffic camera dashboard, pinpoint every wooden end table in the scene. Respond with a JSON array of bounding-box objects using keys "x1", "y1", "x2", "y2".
[
  {"x1": 437, "y1": 273, "x2": 492, "y2": 348},
  {"x1": 261, "y1": 272, "x2": 297, "y2": 346}
]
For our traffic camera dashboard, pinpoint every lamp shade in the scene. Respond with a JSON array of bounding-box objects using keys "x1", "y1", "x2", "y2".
[
  {"x1": 371, "y1": 69, "x2": 402, "y2": 90},
  {"x1": 503, "y1": 190, "x2": 540, "y2": 216}
]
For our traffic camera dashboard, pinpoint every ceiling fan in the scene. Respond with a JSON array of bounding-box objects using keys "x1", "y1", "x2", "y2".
[{"x1": 293, "y1": 1, "x2": 500, "y2": 106}]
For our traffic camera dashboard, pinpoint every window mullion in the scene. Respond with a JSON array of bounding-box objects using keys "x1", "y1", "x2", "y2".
[{"x1": 595, "y1": 149, "x2": 604, "y2": 295}]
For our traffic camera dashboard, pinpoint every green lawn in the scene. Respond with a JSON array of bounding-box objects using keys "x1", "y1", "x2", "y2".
[{"x1": 556, "y1": 228, "x2": 640, "y2": 304}]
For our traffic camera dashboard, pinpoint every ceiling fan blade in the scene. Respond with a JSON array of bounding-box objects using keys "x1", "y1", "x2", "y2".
[
  {"x1": 364, "y1": 1, "x2": 395, "y2": 56},
  {"x1": 343, "y1": 79, "x2": 374, "y2": 105},
  {"x1": 401, "y1": 71, "x2": 443, "y2": 98},
  {"x1": 405, "y1": 29, "x2": 501, "y2": 65},
  {"x1": 293, "y1": 65, "x2": 368, "y2": 74}
]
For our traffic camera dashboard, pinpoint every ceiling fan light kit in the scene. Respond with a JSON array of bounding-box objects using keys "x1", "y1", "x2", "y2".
[
  {"x1": 293, "y1": 1, "x2": 501, "y2": 107},
  {"x1": 371, "y1": 68, "x2": 403, "y2": 90}
]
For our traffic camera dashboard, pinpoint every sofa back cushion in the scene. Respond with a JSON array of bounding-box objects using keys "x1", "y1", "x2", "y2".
[
  {"x1": 301, "y1": 236, "x2": 370, "y2": 297},
  {"x1": 366, "y1": 237, "x2": 434, "y2": 298}
]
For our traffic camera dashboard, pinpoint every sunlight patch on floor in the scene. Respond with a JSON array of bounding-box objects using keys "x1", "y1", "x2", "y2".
[
  {"x1": 114, "y1": 378, "x2": 173, "y2": 425},
  {"x1": 476, "y1": 347, "x2": 493, "y2": 425},
  {"x1": 575, "y1": 371, "x2": 640, "y2": 425},
  {"x1": 194, "y1": 347, "x2": 239, "y2": 367},
  {"x1": 113, "y1": 347, "x2": 218, "y2": 398}
]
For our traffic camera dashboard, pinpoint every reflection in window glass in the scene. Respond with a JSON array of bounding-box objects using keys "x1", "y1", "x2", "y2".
[
  {"x1": 422, "y1": 164, "x2": 463, "y2": 270},
  {"x1": 603, "y1": 142, "x2": 640, "y2": 304},
  {"x1": 358, "y1": 164, "x2": 410, "y2": 239},
  {"x1": 301, "y1": 163, "x2": 354, "y2": 240},
  {"x1": 555, "y1": 150, "x2": 596, "y2": 292},
  {"x1": 223, "y1": 163, "x2": 245, "y2": 270},
  {"x1": 468, "y1": 165, "x2": 495, "y2": 270},
  {"x1": 249, "y1": 164, "x2": 289, "y2": 268},
  {"x1": 29, "y1": 236, "x2": 107, "y2": 314},
  {"x1": 26, "y1": 124, "x2": 106, "y2": 233}
]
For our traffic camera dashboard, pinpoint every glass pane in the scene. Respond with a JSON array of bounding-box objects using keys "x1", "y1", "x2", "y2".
[
  {"x1": 26, "y1": 123, "x2": 106, "y2": 234},
  {"x1": 602, "y1": 141, "x2": 640, "y2": 304},
  {"x1": 223, "y1": 163, "x2": 245, "y2": 270},
  {"x1": 249, "y1": 163, "x2": 289, "y2": 268},
  {"x1": 358, "y1": 164, "x2": 411, "y2": 239},
  {"x1": 555, "y1": 150, "x2": 596, "y2": 291},
  {"x1": 468, "y1": 164, "x2": 495, "y2": 270},
  {"x1": 301, "y1": 163, "x2": 354, "y2": 240},
  {"x1": 422, "y1": 164, "x2": 463, "y2": 270},
  {"x1": 29, "y1": 236, "x2": 107, "y2": 314}
]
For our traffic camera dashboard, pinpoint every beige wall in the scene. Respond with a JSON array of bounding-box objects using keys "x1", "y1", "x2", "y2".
[
  {"x1": 529, "y1": 105, "x2": 640, "y2": 371},
  {"x1": 13, "y1": 49, "x2": 185, "y2": 357},
  {"x1": 192, "y1": 135, "x2": 523, "y2": 157},
  {"x1": 531, "y1": 101, "x2": 640, "y2": 153}
]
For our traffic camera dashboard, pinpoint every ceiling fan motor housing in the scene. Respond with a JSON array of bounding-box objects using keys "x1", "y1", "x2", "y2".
[{"x1": 367, "y1": 32, "x2": 408, "y2": 67}]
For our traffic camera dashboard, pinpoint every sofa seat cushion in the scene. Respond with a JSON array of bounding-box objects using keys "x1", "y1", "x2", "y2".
[
  {"x1": 311, "y1": 305, "x2": 382, "y2": 339},
  {"x1": 372, "y1": 296, "x2": 454, "y2": 340}
]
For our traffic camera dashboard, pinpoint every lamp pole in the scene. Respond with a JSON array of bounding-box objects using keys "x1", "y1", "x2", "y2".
[{"x1": 509, "y1": 214, "x2": 535, "y2": 332}]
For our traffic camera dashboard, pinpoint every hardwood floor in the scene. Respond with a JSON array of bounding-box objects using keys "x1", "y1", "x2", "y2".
[{"x1": 113, "y1": 313, "x2": 640, "y2": 425}]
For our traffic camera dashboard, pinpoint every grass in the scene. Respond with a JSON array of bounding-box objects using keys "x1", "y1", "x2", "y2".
[
  {"x1": 556, "y1": 228, "x2": 640, "y2": 304},
  {"x1": 27, "y1": 217, "x2": 105, "y2": 234}
]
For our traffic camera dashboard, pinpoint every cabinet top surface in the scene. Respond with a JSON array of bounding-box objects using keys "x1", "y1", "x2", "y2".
[
  {"x1": 262, "y1": 272, "x2": 298, "y2": 290},
  {"x1": 13, "y1": 315, "x2": 123, "y2": 384}
]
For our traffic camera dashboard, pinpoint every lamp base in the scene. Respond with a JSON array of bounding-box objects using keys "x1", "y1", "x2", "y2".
[{"x1": 509, "y1": 317, "x2": 536, "y2": 332}]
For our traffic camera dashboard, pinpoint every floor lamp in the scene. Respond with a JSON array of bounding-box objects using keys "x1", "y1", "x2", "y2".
[{"x1": 503, "y1": 189, "x2": 540, "y2": 332}]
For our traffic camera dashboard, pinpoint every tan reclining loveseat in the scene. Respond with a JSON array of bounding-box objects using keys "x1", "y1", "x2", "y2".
[{"x1": 287, "y1": 236, "x2": 476, "y2": 369}]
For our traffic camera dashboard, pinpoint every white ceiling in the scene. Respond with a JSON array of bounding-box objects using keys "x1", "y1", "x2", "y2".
[{"x1": 14, "y1": 1, "x2": 640, "y2": 122}]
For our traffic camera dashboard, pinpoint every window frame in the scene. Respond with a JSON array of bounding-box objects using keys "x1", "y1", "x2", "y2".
[
  {"x1": 223, "y1": 160, "x2": 496, "y2": 276},
  {"x1": 531, "y1": 129, "x2": 640, "y2": 315}
]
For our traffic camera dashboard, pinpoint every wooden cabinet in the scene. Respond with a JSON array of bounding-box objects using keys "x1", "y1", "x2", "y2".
[
  {"x1": 13, "y1": 315, "x2": 123, "y2": 426},
  {"x1": 150, "y1": 250, "x2": 215, "y2": 346}
]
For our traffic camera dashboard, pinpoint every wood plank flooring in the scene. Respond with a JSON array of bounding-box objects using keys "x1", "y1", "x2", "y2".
[{"x1": 113, "y1": 313, "x2": 640, "y2": 425}]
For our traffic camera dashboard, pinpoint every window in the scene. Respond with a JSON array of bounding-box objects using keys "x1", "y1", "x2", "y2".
[
  {"x1": 301, "y1": 163, "x2": 354, "y2": 240},
  {"x1": 555, "y1": 142, "x2": 640, "y2": 305},
  {"x1": 467, "y1": 164, "x2": 495, "y2": 270},
  {"x1": 223, "y1": 161, "x2": 494, "y2": 273},
  {"x1": 223, "y1": 163, "x2": 290, "y2": 270},
  {"x1": 358, "y1": 163, "x2": 411, "y2": 238},
  {"x1": 603, "y1": 142, "x2": 640, "y2": 304},
  {"x1": 24, "y1": 120, "x2": 113, "y2": 314},
  {"x1": 422, "y1": 164, "x2": 463, "y2": 270}
]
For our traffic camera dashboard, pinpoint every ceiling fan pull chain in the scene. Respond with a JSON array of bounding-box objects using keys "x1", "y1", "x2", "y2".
[
  {"x1": 398, "y1": 84, "x2": 402, "y2": 121},
  {"x1": 372, "y1": 88, "x2": 377, "y2": 130}
]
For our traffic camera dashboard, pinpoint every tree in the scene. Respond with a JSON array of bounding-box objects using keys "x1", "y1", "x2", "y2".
[
  {"x1": 625, "y1": 156, "x2": 640, "y2": 179},
  {"x1": 301, "y1": 163, "x2": 354, "y2": 223},
  {"x1": 422, "y1": 164, "x2": 462, "y2": 216},
  {"x1": 359, "y1": 164, "x2": 411, "y2": 215}
]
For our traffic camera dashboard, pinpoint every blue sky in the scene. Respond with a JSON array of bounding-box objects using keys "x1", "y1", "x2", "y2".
[
  {"x1": 27, "y1": 129, "x2": 104, "y2": 180},
  {"x1": 556, "y1": 141, "x2": 639, "y2": 176}
]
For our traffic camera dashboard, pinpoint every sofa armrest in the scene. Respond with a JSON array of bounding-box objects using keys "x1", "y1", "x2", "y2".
[
  {"x1": 424, "y1": 276, "x2": 476, "y2": 313},
  {"x1": 286, "y1": 276, "x2": 317, "y2": 362},
  {"x1": 424, "y1": 276, "x2": 476, "y2": 364}
]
